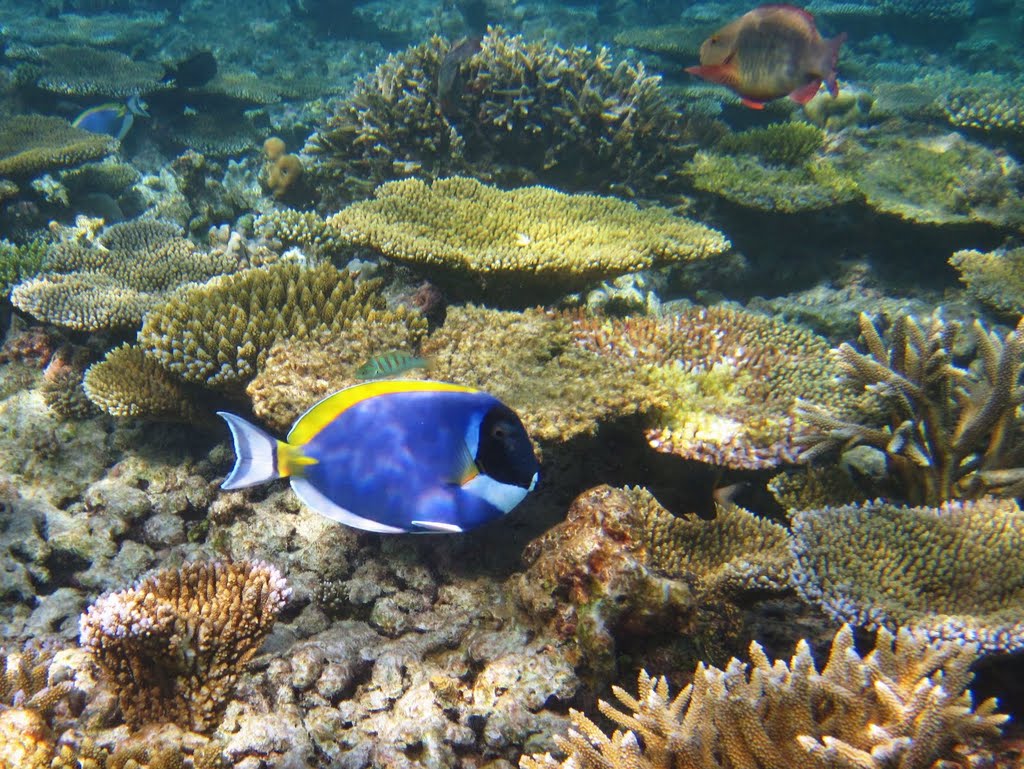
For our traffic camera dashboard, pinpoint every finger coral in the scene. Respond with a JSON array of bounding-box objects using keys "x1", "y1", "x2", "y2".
[
  {"x1": 307, "y1": 28, "x2": 696, "y2": 205},
  {"x1": 327, "y1": 177, "x2": 729, "y2": 305},
  {"x1": 83, "y1": 344, "x2": 202, "y2": 422},
  {"x1": 0, "y1": 115, "x2": 116, "y2": 179},
  {"x1": 521, "y1": 624, "x2": 1007, "y2": 769},
  {"x1": 949, "y1": 245, "x2": 1024, "y2": 317},
  {"x1": 797, "y1": 313, "x2": 1024, "y2": 504},
  {"x1": 137, "y1": 263, "x2": 398, "y2": 391},
  {"x1": 790, "y1": 497, "x2": 1024, "y2": 653},
  {"x1": 10, "y1": 220, "x2": 238, "y2": 331},
  {"x1": 79, "y1": 559, "x2": 290, "y2": 732},
  {"x1": 572, "y1": 307, "x2": 845, "y2": 470}
]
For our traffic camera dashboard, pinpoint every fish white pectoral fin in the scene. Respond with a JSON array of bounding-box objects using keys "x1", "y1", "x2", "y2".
[
  {"x1": 410, "y1": 520, "x2": 464, "y2": 533},
  {"x1": 461, "y1": 473, "x2": 529, "y2": 514},
  {"x1": 217, "y1": 411, "x2": 283, "y2": 490},
  {"x1": 290, "y1": 478, "x2": 407, "y2": 534}
]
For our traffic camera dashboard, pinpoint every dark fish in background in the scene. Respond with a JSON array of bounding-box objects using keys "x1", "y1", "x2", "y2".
[
  {"x1": 686, "y1": 4, "x2": 846, "y2": 110},
  {"x1": 162, "y1": 50, "x2": 218, "y2": 88},
  {"x1": 438, "y1": 36, "x2": 482, "y2": 115}
]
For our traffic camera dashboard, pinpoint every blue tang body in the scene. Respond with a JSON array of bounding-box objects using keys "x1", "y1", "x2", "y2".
[
  {"x1": 72, "y1": 95, "x2": 149, "y2": 140},
  {"x1": 218, "y1": 380, "x2": 540, "y2": 534}
]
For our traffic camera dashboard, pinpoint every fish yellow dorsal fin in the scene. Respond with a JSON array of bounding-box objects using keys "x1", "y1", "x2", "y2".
[{"x1": 287, "y1": 380, "x2": 479, "y2": 446}]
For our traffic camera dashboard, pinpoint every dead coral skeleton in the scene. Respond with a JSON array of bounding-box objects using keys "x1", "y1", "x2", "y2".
[{"x1": 796, "y1": 312, "x2": 1024, "y2": 505}]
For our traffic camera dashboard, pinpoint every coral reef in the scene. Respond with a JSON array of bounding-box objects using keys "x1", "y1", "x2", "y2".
[
  {"x1": 0, "y1": 239, "x2": 45, "y2": 297},
  {"x1": 28, "y1": 45, "x2": 165, "y2": 98},
  {"x1": 790, "y1": 497, "x2": 1024, "y2": 652},
  {"x1": 11, "y1": 220, "x2": 238, "y2": 332},
  {"x1": 254, "y1": 208, "x2": 348, "y2": 261},
  {"x1": 521, "y1": 624, "x2": 1006, "y2": 769},
  {"x1": 40, "y1": 346, "x2": 97, "y2": 420},
  {"x1": 802, "y1": 88, "x2": 875, "y2": 130},
  {"x1": 83, "y1": 344, "x2": 201, "y2": 422},
  {"x1": 137, "y1": 263, "x2": 406, "y2": 391},
  {"x1": 949, "y1": 245, "x2": 1024, "y2": 317},
  {"x1": 0, "y1": 116, "x2": 116, "y2": 179},
  {"x1": 572, "y1": 307, "x2": 845, "y2": 470},
  {"x1": 797, "y1": 313, "x2": 1024, "y2": 504},
  {"x1": 79, "y1": 559, "x2": 290, "y2": 732},
  {"x1": 942, "y1": 86, "x2": 1024, "y2": 137},
  {"x1": 326, "y1": 177, "x2": 729, "y2": 305},
  {"x1": 307, "y1": 28, "x2": 696, "y2": 203}
]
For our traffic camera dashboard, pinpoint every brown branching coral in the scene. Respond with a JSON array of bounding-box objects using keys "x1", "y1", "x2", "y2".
[
  {"x1": 11, "y1": 220, "x2": 238, "y2": 332},
  {"x1": 307, "y1": 28, "x2": 696, "y2": 204},
  {"x1": 797, "y1": 313, "x2": 1024, "y2": 504},
  {"x1": 327, "y1": 177, "x2": 729, "y2": 305},
  {"x1": 79, "y1": 560, "x2": 290, "y2": 732},
  {"x1": 137, "y1": 263, "x2": 406, "y2": 391},
  {"x1": 521, "y1": 624, "x2": 1007, "y2": 769},
  {"x1": 0, "y1": 115, "x2": 116, "y2": 179},
  {"x1": 572, "y1": 307, "x2": 845, "y2": 470},
  {"x1": 790, "y1": 497, "x2": 1024, "y2": 653},
  {"x1": 1, "y1": 644, "x2": 77, "y2": 715}
]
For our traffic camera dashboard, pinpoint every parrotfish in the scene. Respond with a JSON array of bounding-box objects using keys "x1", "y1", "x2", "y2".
[
  {"x1": 218, "y1": 380, "x2": 540, "y2": 534},
  {"x1": 686, "y1": 4, "x2": 846, "y2": 110},
  {"x1": 355, "y1": 350, "x2": 429, "y2": 380},
  {"x1": 72, "y1": 94, "x2": 149, "y2": 140},
  {"x1": 162, "y1": 50, "x2": 218, "y2": 88},
  {"x1": 438, "y1": 36, "x2": 482, "y2": 115}
]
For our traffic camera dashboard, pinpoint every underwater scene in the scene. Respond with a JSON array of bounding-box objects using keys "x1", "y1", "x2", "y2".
[{"x1": 1, "y1": 0, "x2": 1024, "y2": 766}]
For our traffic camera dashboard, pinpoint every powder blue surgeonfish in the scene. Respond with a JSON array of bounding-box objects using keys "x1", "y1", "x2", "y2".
[
  {"x1": 218, "y1": 380, "x2": 540, "y2": 534},
  {"x1": 72, "y1": 94, "x2": 149, "y2": 140}
]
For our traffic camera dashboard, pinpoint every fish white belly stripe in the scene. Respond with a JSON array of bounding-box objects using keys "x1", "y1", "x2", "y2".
[{"x1": 290, "y1": 479, "x2": 406, "y2": 534}]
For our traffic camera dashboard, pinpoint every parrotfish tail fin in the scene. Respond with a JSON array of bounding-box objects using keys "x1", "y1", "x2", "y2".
[
  {"x1": 217, "y1": 411, "x2": 297, "y2": 490},
  {"x1": 741, "y1": 97, "x2": 768, "y2": 110},
  {"x1": 825, "y1": 32, "x2": 847, "y2": 98},
  {"x1": 788, "y1": 79, "x2": 822, "y2": 105}
]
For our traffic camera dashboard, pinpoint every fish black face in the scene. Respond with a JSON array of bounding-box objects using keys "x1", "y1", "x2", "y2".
[{"x1": 475, "y1": 405, "x2": 539, "y2": 489}]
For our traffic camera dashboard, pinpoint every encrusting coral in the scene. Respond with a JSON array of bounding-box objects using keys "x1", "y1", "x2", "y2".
[
  {"x1": 0, "y1": 115, "x2": 116, "y2": 179},
  {"x1": 520, "y1": 623, "x2": 1007, "y2": 769},
  {"x1": 949, "y1": 245, "x2": 1024, "y2": 317},
  {"x1": 137, "y1": 262, "x2": 412, "y2": 391},
  {"x1": 790, "y1": 497, "x2": 1024, "y2": 653},
  {"x1": 572, "y1": 307, "x2": 845, "y2": 470},
  {"x1": 307, "y1": 28, "x2": 697, "y2": 203},
  {"x1": 326, "y1": 177, "x2": 729, "y2": 305},
  {"x1": 797, "y1": 312, "x2": 1024, "y2": 504},
  {"x1": 11, "y1": 220, "x2": 239, "y2": 332},
  {"x1": 79, "y1": 559, "x2": 290, "y2": 732}
]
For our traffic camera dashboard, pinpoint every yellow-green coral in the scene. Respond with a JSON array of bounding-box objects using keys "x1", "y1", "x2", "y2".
[
  {"x1": 942, "y1": 87, "x2": 1024, "y2": 135},
  {"x1": 326, "y1": 177, "x2": 729, "y2": 304},
  {"x1": 630, "y1": 487, "x2": 792, "y2": 594},
  {"x1": 790, "y1": 497, "x2": 1024, "y2": 653},
  {"x1": 949, "y1": 245, "x2": 1024, "y2": 317},
  {"x1": 254, "y1": 208, "x2": 348, "y2": 261},
  {"x1": 0, "y1": 116, "x2": 116, "y2": 179},
  {"x1": 0, "y1": 239, "x2": 45, "y2": 296},
  {"x1": 715, "y1": 122, "x2": 825, "y2": 167},
  {"x1": 522, "y1": 624, "x2": 1007, "y2": 769},
  {"x1": 613, "y1": 24, "x2": 706, "y2": 58},
  {"x1": 137, "y1": 263, "x2": 394, "y2": 390},
  {"x1": 10, "y1": 220, "x2": 238, "y2": 331},
  {"x1": 79, "y1": 559, "x2": 290, "y2": 732},
  {"x1": 572, "y1": 307, "x2": 845, "y2": 469},
  {"x1": 797, "y1": 313, "x2": 1024, "y2": 504},
  {"x1": 83, "y1": 345, "x2": 202, "y2": 422}
]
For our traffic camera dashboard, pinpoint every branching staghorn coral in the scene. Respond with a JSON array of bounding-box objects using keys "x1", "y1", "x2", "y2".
[
  {"x1": 949, "y1": 246, "x2": 1024, "y2": 317},
  {"x1": 11, "y1": 220, "x2": 238, "y2": 331},
  {"x1": 520, "y1": 624, "x2": 1007, "y2": 769},
  {"x1": 307, "y1": 28, "x2": 696, "y2": 204},
  {"x1": 572, "y1": 307, "x2": 844, "y2": 470},
  {"x1": 79, "y1": 560, "x2": 290, "y2": 732},
  {"x1": 83, "y1": 344, "x2": 202, "y2": 422},
  {"x1": 790, "y1": 497, "x2": 1024, "y2": 653},
  {"x1": 327, "y1": 177, "x2": 729, "y2": 305},
  {"x1": 797, "y1": 313, "x2": 1024, "y2": 504}
]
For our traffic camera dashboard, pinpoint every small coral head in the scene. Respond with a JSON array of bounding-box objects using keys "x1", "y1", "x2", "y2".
[{"x1": 263, "y1": 136, "x2": 286, "y2": 161}]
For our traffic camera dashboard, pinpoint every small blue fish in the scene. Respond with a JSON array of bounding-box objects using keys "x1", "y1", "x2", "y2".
[
  {"x1": 72, "y1": 94, "x2": 149, "y2": 140},
  {"x1": 356, "y1": 350, "x2": 428, "y2": 380},
  {"x1": 218, "y1": 380, "x2": 540, "y2": 534}
]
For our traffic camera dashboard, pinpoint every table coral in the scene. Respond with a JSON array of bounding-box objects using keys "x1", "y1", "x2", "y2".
[
  {"x1": 0, "y1": 115, "x2": 116, "y2": 179},
  {"x1": 521, "y1": 623, "x2": 1006, "y2": 769},
  {"x1": 79, "y1": 559, "x2": 290, "y2": 732},
  {"x1": 137, "y1": 262, "x2": 402, "y2": 391},
  {"x1": 11, "y1": 220, "x2": 238, "y2": 332},
  {"x1": 797, "y1": 313, "x2": 1024, "y2": 504},
  {"x1": 942, "y1": 86, "x2": 1024, "y2": 136},
  {"x1": 31, "y1": 44, "x2": 165, "y2": 98},
  {"x1": 790, "y1": 497, "x2": 1024, "y2": 653},
  {"x1": 572, "y1": 307, "x2": 845, "y2": 470},
  {"x1": 307, "y1": 28, "x2": 696, "y2": 204},
  {"x1": 326, "y1": 177, "x2": 729, "y2": 305},
  {"x1": 949, "y1": 245, "x2": 1024, "y2": 317}
]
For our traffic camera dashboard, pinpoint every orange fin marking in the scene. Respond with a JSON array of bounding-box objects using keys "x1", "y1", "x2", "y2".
[{"x1": 788, "y1": 79, "x2": 822, "y2": 105}]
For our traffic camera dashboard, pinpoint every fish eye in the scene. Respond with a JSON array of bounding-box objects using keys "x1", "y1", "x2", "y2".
[{"x1": 492, "y1": 423, "x2": 508, "y2": 440}]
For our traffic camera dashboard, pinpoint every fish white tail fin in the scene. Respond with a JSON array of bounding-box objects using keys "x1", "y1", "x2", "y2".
[{"x1": 218, "y1": 412, "x2": 284, "y2": 490}]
